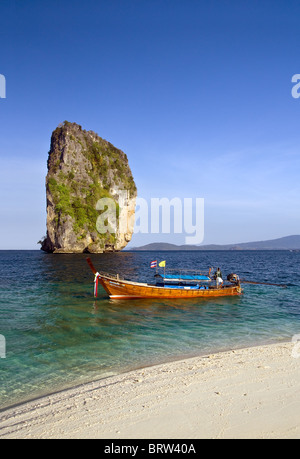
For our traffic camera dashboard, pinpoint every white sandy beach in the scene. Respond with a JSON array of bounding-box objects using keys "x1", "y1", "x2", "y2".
[{"x1": 0, "y1": 341, "x2": 299, "y2": 439}]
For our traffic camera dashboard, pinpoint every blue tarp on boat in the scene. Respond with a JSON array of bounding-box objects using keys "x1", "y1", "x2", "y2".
[{"x1": 164, "y1": 274, "x2": 211, "y2": 281}]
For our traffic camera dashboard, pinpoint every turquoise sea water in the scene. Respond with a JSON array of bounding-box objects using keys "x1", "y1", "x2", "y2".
[{"x1": 0, "y1": 250, "x2": 299, "y2": 410}]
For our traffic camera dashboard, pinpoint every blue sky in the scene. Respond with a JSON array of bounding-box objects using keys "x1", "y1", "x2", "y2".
[{"x1": 0, "y1": 0, "x2": 300, "y2": 249}]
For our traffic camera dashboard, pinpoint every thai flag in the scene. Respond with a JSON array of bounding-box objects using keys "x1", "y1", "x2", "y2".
[{"x1": 150, "y1": 260, "x2": 157, "y2": 268}]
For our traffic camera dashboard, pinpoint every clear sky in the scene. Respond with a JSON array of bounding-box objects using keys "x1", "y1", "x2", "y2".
[{"x1": 0, "y1": 0, "x2": 300, "y2": 249}]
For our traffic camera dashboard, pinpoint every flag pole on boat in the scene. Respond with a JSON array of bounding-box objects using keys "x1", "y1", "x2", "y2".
[
  {"x1": 150, "y1": 260, "x2": 158, "y2": 273},
  {"x1": 159, "y1": 260, "x2": 166, "y2": 278}
]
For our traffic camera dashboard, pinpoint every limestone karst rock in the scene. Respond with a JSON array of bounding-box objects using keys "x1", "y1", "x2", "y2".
[{"x1": 41, "y1": 121, "x2": 137, "y2": 253}]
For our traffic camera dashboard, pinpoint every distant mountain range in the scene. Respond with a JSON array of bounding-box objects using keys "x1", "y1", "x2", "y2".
[{"x1": 129, "y1": 235, "x2": 300, "y2": 251}]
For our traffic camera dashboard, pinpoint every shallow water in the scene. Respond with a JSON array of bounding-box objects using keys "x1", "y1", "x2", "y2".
[{"x1": 0, "y1": 250, "x2": 299, "y2": 409}]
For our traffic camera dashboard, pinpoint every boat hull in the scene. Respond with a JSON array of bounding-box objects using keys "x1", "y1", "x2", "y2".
[{"x1": 99, "y1": 275, "x2": 243, "y2": 299}]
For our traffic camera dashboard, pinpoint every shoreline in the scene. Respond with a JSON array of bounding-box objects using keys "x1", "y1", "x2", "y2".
[
  {"x1": 0, "y1": 337, "x2": 285, "y2": 413},
  {"x1": 1, "y1": 341, "x2": 299, "y2": 439}
]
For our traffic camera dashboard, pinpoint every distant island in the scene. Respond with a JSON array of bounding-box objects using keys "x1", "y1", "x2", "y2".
[{"x1": 128, "y1": 235, "x2": 300, "y2": 251}]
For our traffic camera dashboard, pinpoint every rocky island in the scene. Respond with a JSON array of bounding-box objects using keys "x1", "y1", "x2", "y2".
[{"x1": 41, "y1": 121, "x2": 137, "y2": 253}]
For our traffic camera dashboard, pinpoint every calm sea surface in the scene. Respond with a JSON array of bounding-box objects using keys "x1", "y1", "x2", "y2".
[{"x1": 0, "y1": 250, "x2": 299, "y2": 410}]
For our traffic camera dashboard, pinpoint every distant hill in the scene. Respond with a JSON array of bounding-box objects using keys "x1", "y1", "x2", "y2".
[{"x1": 129, "y1": 235, "x2": 300, "y2": 251}]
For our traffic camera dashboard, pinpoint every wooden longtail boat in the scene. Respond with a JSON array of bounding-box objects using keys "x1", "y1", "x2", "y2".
[{"x1": 87, "y1": 258, "x2": 243, "y2": 299}]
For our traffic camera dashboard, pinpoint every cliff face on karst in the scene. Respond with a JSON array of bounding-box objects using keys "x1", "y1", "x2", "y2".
[{"x1": 41, "y1": 121, "x2": 136, "y2": 253}]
